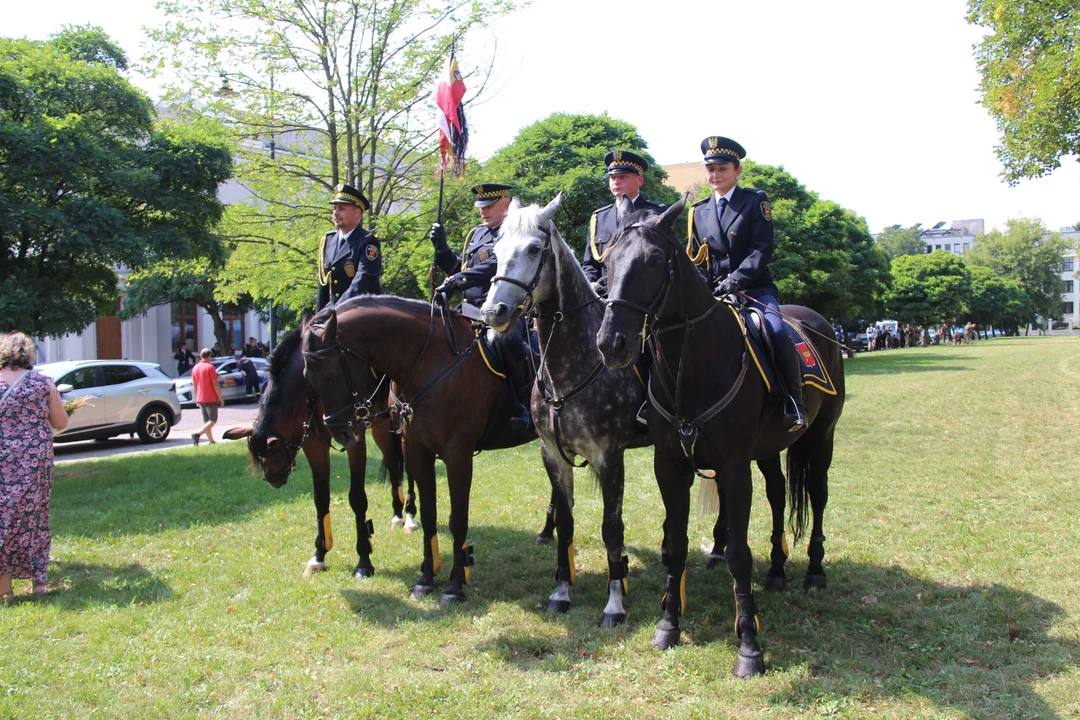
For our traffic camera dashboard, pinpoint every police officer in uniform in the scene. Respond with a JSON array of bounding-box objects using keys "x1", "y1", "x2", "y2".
[
  {"x1": 428, "y1": 183, "x2": 533, "y2": 431},
  {"x1": 583, "y1": 150, "x2": 667, "y2": 294},
  {"x1": 316, "y1": 183, "x2": 383, "y2": 311},
  {"x1": 686, "y1": 136, "x2": 807, "y2": 431}
]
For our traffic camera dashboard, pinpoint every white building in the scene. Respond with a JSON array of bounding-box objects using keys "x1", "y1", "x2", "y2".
[
  {"x1": 920, "y1": 219, "x2": 983, "y2": 255},
  {"x1": 1056, "y1": 228, "x2": 1078, "y2": 330}
]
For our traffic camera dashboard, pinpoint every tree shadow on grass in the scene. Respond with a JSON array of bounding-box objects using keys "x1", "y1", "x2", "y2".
[
  {"x1": 704, "y1": 559, "x2": 1073, "y2": 720},
  {"x1": 37, "y1": 561, "x2": 173, "y2": 610},
  {"x1": 845, "y1": 352, "x2": 973, "y2": 377},
  {"x1": 50, "y1": 444, "x2": 388, "y2": 539}
]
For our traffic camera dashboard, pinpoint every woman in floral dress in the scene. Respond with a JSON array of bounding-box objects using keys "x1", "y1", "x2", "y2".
[{"x1": 0, "y1": 332, "x2": 68, "y2": 602}]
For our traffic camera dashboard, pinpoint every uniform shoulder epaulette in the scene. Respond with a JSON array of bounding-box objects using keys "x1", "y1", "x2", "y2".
[
  {"x1": 690, "y1": 197, "x2": 710, "y2": 208},
  {"x1": 593, "y1": 204, "x2": 613, "y2": 215},
  {"x1": 643, "y1": 199, "x2": 666, "y2": 208}
]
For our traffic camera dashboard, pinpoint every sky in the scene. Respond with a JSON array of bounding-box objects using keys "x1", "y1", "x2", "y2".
[{"x1": 7, "y1": 0, "x2": 1079, "y2": 235}]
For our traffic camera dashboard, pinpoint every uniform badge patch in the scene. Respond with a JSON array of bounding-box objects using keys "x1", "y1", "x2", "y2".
[
  {"x1": 365, "y1": 244, "x2": 379, "y2": 261},
  {"x1": 795, "y1": 341, "x2": 816, "y2": 368},
  {"x1": 478, "y1": 248, "x2": 490, "y2": 263},
  {"x1": 761, "y1": 201, "x2": 772, "y2": 222},
  {"x1": 343, "y1": 263, "x2": 357, "y2": 278}
]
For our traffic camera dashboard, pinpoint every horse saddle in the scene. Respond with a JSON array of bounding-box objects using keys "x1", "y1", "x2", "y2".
[{"x1": 737, "y1": 305, "x2": 837, "y2": 396}]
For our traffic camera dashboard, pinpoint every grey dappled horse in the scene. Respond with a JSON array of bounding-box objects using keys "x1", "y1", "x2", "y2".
[{"x1": 481, "y1": 194, "x2": 649, "y2": 626}]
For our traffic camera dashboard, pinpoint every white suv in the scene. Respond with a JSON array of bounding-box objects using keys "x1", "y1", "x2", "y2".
[{"x1": 36, "y1": 361, "x2": 182, "y2": 444}]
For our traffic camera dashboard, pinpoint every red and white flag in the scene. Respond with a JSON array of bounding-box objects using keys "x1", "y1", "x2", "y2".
[{"x1": 432, "y1": 50, "x2": 468, "y2": 175}]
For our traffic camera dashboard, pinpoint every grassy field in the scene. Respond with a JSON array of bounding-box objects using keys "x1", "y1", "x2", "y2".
[{"x1": 2, "y1": 336, "x2": 1079, "y2": 719}]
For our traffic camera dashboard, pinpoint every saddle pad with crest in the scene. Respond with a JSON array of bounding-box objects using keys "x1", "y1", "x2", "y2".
[{"x1": 732, "y1": 305, "x2": 837, "y2": 396}]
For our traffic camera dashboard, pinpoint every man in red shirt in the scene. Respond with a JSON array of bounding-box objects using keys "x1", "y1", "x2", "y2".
[{"x1": 190, "y1": 348, "x2": 224, "y2": 445}]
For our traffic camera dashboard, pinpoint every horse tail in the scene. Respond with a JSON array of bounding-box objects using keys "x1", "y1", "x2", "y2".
[{"x1": 786, "y1": 438, "x2": 813, "y2": 544}]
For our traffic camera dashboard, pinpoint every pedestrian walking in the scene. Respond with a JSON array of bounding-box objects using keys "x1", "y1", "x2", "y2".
[{"x1": 190, "y1": 348, "x2": 224, "y2": 445}]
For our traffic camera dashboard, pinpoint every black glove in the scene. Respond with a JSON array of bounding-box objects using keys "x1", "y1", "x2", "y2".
[
  {"x1": 433, "y1": 277, "x2": 460, "y2": 306},
  {"x1": 715, "y1": 277, "x2": 740, "y2": 296},
  {"x1": 429, "y1": 223, "x2": 448, "y2": 248}
]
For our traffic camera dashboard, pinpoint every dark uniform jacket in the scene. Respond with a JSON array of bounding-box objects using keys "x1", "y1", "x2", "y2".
[
  {"x1": 583, "y1": 195, "x2": 667, "y2": 286},
  {"x1": 316, "y1": 226, "x2": 383, "y2": 311},
  {"x1": 686, "y1": 185, "x2": 777, "y2": 297},
  {"x1": 433, "y1": 223, "x2": 500, "y2": 309}
]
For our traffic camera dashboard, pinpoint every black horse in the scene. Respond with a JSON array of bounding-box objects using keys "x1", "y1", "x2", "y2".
[
  {"x1": 223, "y1": 327, "x2": 417, "y2": 579},
  {"x1": 596, "y1": 196, "x2": 845, "y2": 678}
]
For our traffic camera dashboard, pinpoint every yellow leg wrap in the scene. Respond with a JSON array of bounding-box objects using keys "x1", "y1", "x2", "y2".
[
  {"x1": 323, "y1": 514, "x2": 333, "y2": 551},
  {"x1": 431, "y1": 536, "x2": 442, "y2": 576},
  {"x1": 781, "y1": 533, "x2": 789, "y2": 558},
  {"x1": 463, "y1": 541, "x2": 471, "y2": 585},
  {"x1": 680, "y1": 569, "x2": 687, "y2": 616},
  {"x1": 397, "y1": 486, "x2": 406, "y2": 505},
  {"x1": 622, "y1": 578, "x2": 629, "y2": 596},
  {"x1": 732, "y1": 586, "x2": 762, "y2": 635},
  {"x1": 568, "y1": 543, "x2": 577, "y2": 584}
]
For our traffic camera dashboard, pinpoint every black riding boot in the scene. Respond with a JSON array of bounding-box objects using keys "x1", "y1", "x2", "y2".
[
  {"x1": 497, "y1": 324, "x2": 535, "y2": 433},
  {"x1": 774, "y1": 335, "x2": 808, "y2": 432}
]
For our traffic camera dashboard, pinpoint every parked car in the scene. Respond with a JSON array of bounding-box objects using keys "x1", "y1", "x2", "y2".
[
  {"x1": 174, "y1": 356, "x2": 270, "y2": 407},
  {"x1": 36, "y1": 361, "x2": 182, "y2": 444}
]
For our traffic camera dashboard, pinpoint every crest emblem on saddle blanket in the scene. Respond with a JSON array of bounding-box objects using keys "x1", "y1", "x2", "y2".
[{"x1": 795, "y1": 341, "x2": 815, "y2": 368}]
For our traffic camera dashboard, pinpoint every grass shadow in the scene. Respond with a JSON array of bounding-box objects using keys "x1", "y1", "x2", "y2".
[
  {"x1": 845, "y1": 351, "x2": 973, "y2": 376},
  {"x1": 36, "y1": 561, "x2": 174, "y2": 610}
]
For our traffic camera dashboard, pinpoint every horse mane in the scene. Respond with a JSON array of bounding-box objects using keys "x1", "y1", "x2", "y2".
[
  {"x1": 499, "y1": 201, "x2": 546, "y2": 237},
  {"x1": 251, "y1": 326, "x2": 305, "y2": 460},
  {"x1": 269, "y1": 326, "x2": 303, "y2": 383}
]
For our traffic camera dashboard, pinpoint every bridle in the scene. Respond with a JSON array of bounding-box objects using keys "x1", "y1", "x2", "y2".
[
  {"x1": 602, "y1": 222, "x2": 749, "y2": 465},
  {"x1": 252, "y1": 394, "x2": 320, "y2": 484},
  {"x1": 302, "y1": 341, "x2": 392, "y2": 436},
  {"x1": 490, "y1": 225, "x2": 551, "y2": 317}
]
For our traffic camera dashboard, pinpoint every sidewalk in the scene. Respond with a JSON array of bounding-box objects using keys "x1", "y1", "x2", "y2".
[{"x1": 54, "y1": 402, "x2": 260, "y2": 464}]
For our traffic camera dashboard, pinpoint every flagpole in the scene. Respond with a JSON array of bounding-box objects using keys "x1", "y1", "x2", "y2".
[{"x1": 436, "y1": 37, "x2": 455, "y2": 227}]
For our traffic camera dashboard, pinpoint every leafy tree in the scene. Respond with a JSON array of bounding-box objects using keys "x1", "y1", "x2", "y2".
[
  {"x1": 482, "y1": 113, "x2": 680, "y2": 254},
  {"x1": 876, "y1": 225, "x2": 926, "y2": 260},
  {"x1": 885, "y1": 251, "x2": 972, "y2": 326},
  {"x1": 965, "y1": 218, "x2": 1068, "y2": 325},
  {"x1": 0, "y1": 27, "x2": 231, "y2": 337},
  {"x1": 147, "y1": 0, "x2": 519, "y2": 310},
  {"x1": 966, "y1": 265, "x2": 1029, "y2": 336},
  {"x1": 967, "y1": 0, "x2": 1080, "y2": 183}
]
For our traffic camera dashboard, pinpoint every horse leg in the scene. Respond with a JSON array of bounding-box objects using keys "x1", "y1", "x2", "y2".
[
  {"x1": 409, "y1": 443, "x2": 439, "y2": 599},
  {"x1": 726, "y1": 462, "x2": 766, "y2": 679},
  {"x1": 439, "y1": 451, "x2": 475, "y2": 607},
  {"x1": 404, "y1": 469, "x2": 420, "y2": 534},
  {"x1": 707, "y1": 488, "x2": 728, "y2": 568},
  {"x1": 796, "y1": 428, "x2": 833, "y2": 590},
  {"x1": 652, "y1": 450, "x2": 693, "y2": 650},
  {"x1": 597, "y1": 449, "x2": 628, "y2": 628},
  {"x1": 539, "y1": 443, "x2": 575, "y2": 613},
  {"x1": 345, "y1": 440, "x2": 374, "y2": 579},
  {"x1": 373, "y1": 423, "x2": 407, "y2": 530},
  {"x1": 304, "y1": 443, "x2": 332, "y2": 577},
  {"x1": 758, "y1": 454, "x2": 788, "y2": 591},
  {"x1": 536, "y1": 487, "x2": 557, "y2": 545}
]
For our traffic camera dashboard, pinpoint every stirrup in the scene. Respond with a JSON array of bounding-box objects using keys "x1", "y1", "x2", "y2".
[{"x1": 635, "y1": 401, "x2": 648, "y2": 428}]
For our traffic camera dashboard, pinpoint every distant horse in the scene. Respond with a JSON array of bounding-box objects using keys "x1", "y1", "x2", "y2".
[
  {"x1": 301, "y1": 296, "x2": 536, "y2": 605},
  {"x1": 223, "y1": 327, "x2": 417, "y2": 579},
  {"x1": 480, "y1": 194, "x2": 649, "y2": 626},
  {"x1": 596, "y1": 195, "x2": 845, "y2": 678}
]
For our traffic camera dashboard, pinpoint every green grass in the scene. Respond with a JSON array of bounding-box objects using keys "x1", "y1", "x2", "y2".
[{"x1": 2, "y1": 337, "x2": 1079, "y2": 719}]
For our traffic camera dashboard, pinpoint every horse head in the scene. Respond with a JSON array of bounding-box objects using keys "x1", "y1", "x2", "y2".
[
  {"x1": 596, "y1": 194, "x2": 687, "y2": 368},
  {"x1": 302, "y1": 308, "x2": 364, "y2": 448},
  {"x1": 481, "y1": 193, "x2": 563, "y2": 331}
]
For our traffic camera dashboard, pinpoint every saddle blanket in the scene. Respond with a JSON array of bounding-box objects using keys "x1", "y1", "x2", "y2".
[{"x1": 734, "y1": 305, "x2": 837, "y2": 396}]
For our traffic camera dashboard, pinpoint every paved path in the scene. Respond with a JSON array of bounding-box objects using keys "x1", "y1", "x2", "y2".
[{"x1": 54, "y1": 401, "x2": 260, "y2": 464}]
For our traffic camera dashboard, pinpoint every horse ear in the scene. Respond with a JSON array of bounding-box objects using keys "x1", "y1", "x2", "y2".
[
  {"x1": 537, "y1": 192, "x2": 563, "y2": 226},
  {"x1": 617, "y1": 194, "x2": 633, "y2": 221},
  {"x1": 655, "y1": 193, "x2": 688, "y2": 233},
  {"x1": 307, "y1": 310, "x2": 337, "y2": 346},
  {"x1": 301, "y1": 309, "x2": 314, "y2": 328},
  {"x1": 222, "y1": 426, "x2": 254, "y2": 440}
]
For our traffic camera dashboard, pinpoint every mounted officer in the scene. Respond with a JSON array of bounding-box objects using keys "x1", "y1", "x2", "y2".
[
  {"x1": 583, "y1": 150, "x2": 667, "y2": 294},
  {"x1": 686, "y1": 136, "x2": 807, "y2": 431},
  {"x1": 428, "y1": 183, "x2": 533, "y2": 431},
  {"x1": 316, "y1": 183, "x2": 382, "y2": 312}
]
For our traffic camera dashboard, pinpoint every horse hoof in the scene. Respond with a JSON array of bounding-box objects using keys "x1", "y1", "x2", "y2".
[
  {"x1": 763, "y1": 574, "x2": 786, "y2": 592},
  {"x1": 535, "y1": 533, "x2": 554, "y2": 545},
  {"x1": 651, "y1": 626, "x2": 681, "y2": 650},
  {"x1": 439, "y1": 591, "x2": 466, "y2": 607},
  {"x1": 805, "y1": 573, "x2": 827, "y2": 590},
  {"x1": 354, "y1": 566, "x2": 375, "y2": 579},
  {"x1": 599, "y1": 612, "x2": 626, "y2": 628},
  {"x1": 303, "y1": 560, "x2": 328, "y2": 578},
  {"x1": 390, "y1": 515, "x2": 405, "y2": 529},
  {"x1": 734, "y1": 649, "x2": 765, "y2": 678},
  {"x1": 705, "y1": 553, "x2": 726, "y2": 569},
  {"x1": 411, "y1": 583, "x2": 436, "y2": 599},
  {"x1": 546, "y1": 598, "x2": 571, "y2": 614},
  {"x1": 404, "y1": 515, "x2": 420, "y2": 534}
]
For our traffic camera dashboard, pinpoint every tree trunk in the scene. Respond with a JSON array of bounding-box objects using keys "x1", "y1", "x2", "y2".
[{"x1": 202, "y1": 302, "x2": 230, "y2": 354}]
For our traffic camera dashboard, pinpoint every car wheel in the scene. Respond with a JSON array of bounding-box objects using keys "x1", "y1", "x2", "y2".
[{"x1": 136, "y1": 405, "x2": 172, "y2": 444}]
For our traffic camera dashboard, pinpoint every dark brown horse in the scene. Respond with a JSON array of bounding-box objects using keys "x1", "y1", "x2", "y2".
[
  {"x1": 596, "y1": 196, "x2": 845, "y2": 678},
  {"x1": 301, "y1": 297, "x2": 536, "y2": 605},
  {"x1": 223, "y1": 327, "x2": 416, "y2": 579}
]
